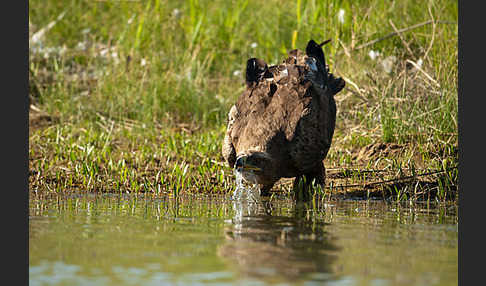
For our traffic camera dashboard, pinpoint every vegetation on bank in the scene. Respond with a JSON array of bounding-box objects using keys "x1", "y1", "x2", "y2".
[{"x1": 29, "y1": 0, "x2": 458, "y2": 202}]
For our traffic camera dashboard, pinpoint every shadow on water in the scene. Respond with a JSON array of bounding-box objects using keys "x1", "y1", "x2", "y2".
[{"x1": 218, "y1": 198, "x2": 340, "y2": 283}]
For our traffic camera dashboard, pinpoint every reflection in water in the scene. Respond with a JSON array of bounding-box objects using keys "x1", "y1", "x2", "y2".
[
  {"x1": 29, "y1": 193, "x2": 458, "y2": 286},
  {"x1": 219, "y1": 199, "x2": 339, "y2": 283}
]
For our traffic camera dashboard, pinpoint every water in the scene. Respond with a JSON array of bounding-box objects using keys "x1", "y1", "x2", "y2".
[
  {"x1": 232, "y1": 170, "x2": 261, "y2": 202},
  {"x1": 29, "y1": 192, "x2": 458, "y2": 286}
]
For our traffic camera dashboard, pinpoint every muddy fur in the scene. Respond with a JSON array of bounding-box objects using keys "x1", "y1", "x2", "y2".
[{"x1": 222, "y1": 40, "x2": 345, "y2": 199}]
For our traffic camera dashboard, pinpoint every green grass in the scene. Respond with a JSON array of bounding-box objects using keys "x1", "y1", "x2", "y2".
[{"x1": 29, "y1": 0, "x2": 458, "y2": 201}]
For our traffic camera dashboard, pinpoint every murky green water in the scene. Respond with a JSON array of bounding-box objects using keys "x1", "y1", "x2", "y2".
[{"x1": 29, "y1": 193, "x2": 457, "y2": 286}]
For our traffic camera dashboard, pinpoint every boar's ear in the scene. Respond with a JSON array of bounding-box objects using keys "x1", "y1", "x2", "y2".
[
  {"x1": 305, "y1": 40, "x2": 326, "y2": 69},
  {"x1": 305, "y1": 39, "x2": 332, "y2": 84},
  {"x1": 245, "y1": 58, "x2": 268, "y2": 88}
]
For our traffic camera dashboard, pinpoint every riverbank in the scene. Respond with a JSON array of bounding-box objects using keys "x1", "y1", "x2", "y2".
[{"x1": 29, "y1": 0, "x2": 458, "y2": 202}]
